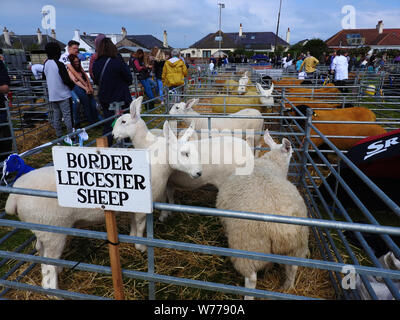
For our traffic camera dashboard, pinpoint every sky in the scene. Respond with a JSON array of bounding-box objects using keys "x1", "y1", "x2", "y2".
[{"x1": 1, "y1": 0, "x2": 400, "y2": 48}]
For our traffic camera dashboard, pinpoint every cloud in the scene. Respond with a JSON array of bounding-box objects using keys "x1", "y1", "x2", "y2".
[{"x1": 1, "y1": 0, "x2": 400, "y2": 47}]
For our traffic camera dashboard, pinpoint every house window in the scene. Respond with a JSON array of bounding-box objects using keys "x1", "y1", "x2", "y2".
[
  {"x1": 203, "y1": 50, "x2": 211, "y2": 58},
  {"x1": 251, "y1": 35, "x2": 256, "y2": 40}
]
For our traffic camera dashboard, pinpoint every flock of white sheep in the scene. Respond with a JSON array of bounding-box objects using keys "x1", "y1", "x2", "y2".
[{"x1": 5, "y1": 72, "x2": 310, "y2": 300}]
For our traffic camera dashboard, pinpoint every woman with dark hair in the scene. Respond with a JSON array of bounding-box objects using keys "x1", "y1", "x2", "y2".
[
  {"x1": 68, "y1": 54, "x2": 99, "y2": 126},
  {"x1": 43, "y1": 42, "x2": 75, "y2": 140},
  {"x1": 131, "y1": 49, "x2": 156, "y2": 106},
  {"x1": 92, "y1": 37, "x2": 132, "y2": 145}
]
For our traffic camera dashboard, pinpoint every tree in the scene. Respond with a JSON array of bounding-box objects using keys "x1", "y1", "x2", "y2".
[{"x1": 302, "y1": 39, "x2": 329, "y2": 59}]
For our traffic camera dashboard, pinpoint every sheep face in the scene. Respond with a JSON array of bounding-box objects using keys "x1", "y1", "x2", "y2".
[
  {"x1": 163, "y1": 121, "x2": 202, "y2": 179},
  {"x1": 237, "y1": 77, "x2": 249, "y2": 95},
  {"x1": 112, "y1": 96, "x2": 144, "y2": 141},
  {"x1": 262, "y1": 130, "x2": 293, "y2": 175},
  {"x1": 169, "y1": 99, "x2": 199, "y2": 116}
]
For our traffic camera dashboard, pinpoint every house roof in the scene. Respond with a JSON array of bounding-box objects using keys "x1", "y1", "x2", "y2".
[
  {"x1": 118, "y1": 46, "x2": 150, "y2": 53},
  {"x1": 0, "y1": 34, "x2": 66, "y2": 51},
  {"x1": 190, "y1": 31, "x2": 238, "y2": 49},
  {"x1": 189, "y1": 31, "x2": 289, "y2": 49},
  {"x1": 123, "y1": 35, "x2": 170, "y2": 50},
  {"x1": 80, "y1": 35, "x2": 97, "y2": 49},
  {"x1": 326, "y1": 28, "x2": 400, "y2": 47}
]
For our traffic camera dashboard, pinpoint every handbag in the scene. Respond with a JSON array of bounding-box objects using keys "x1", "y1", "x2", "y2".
[{"x1": 98, "y1": 57, "x2": 111, "y2": 91}]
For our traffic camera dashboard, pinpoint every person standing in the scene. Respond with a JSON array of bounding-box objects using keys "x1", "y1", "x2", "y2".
[
  {"x1": 299, "y1": 54, "x2": 319, "y2": 79},
  {"x1": 68, "y1": 54, "x2": 99, "y2": 126},
  {"x1": 162, "y1": 48, "x2": 188, "y2": 103},
  {"x1": 153, "y1": 49, "x2": 166, "y2": 105},
  {"x1": 92, "y1": 38, "x2": 132, "y2": 145},
  {"x1": 89, "y1": 34, "x2": 106, "y2": 80},
  {"x1": 331, "y1": 50, "x2": 349, "y2": 91},
  {"x1": 132, "y1": 49, "x2": 156, "y2": 107},
  {"x1": 43, "y1": 42, "x2": 75, "y2": 140},
  {"x1": 0, "y1": 54, "x2": 12, "y2": 161}
]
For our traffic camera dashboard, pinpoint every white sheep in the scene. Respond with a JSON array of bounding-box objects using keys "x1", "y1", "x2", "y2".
[
  {"x1": 168, "y1": 98, "x2": 264, "y2": 151},
  {"x1": 238, "y1": 71, "x2": 249, "y2": 95},
  {"x1": 5, "y1": 117, "x2": 202, "y2": 290},
  {"x1": 256, "y1": 83, "x2": 275, "y2": 108},
  {"x1": 216, "y1": 130, "x2": 309, "y2": 300},
  {"x1": 112, "y1": 97, "x2": 255, "y2": 223}
]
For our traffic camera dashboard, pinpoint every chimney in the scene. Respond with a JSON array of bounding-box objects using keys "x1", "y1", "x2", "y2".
[
  {"x1": 74, "y1": 29, "x2": 81, "y2": 42},
  {"x1": 3, "y1": 27, "x2": 11, "y2": 46},
  {"x1": 37, "y1": 28, "x2": 43, "y2": 45},
  {"x1": 51, "y1": 29, "x2": 56, "y2": 39},
  {"x1": 376, "y1": 20, "x2": 384, "y2": 34},
  {"x1": 239, "y1": 23, "x2": 243, "y2": 37},
  {"x1": 121, "y1": 27, "x2": 127, "y2": 39},
  {"x1": 163, "y1": 30, "x2": 168, "y2": 48},
  {"x1": 286, "y1": 28, "x2": 291, "y2": 44}
]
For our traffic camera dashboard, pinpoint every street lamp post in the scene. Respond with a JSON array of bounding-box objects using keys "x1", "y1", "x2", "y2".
[
  {"x1": 218, "y1": 3, "x2": 225, "y2": 55},
  {"x1": 274, "y1": 0, "x2": 283, "y2": 53}
]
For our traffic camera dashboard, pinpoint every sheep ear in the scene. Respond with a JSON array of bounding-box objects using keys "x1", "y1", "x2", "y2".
[
  {"x1": 264, "y1": 83, "x2": 274, "y2": 96},
  {"x1": 130, "y1": 96, "x2": 143, "y2": 119},
  {"x1": 180, "y1": 121, "x2": 195, "y2": 142},
  {"x1": 163, "y1": 121, "x2": 177, "y2": 144},
  {"x1": 281, "y1": 138, "x2": 292, "y2": 154},
  {"x1": 186, "y1": 99, "x2": 199, "y2": 110},
  {"x1": 263, "y1": 129, "x2": 278, "y2": 148}
]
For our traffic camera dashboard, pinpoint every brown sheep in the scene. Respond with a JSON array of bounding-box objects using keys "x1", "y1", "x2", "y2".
[
  {"x1": 283, "y1": 96, "x2": 351, "y2": 110},
  {"x1": 295, "y1": 105, "x2": 386, "y2": 150}
]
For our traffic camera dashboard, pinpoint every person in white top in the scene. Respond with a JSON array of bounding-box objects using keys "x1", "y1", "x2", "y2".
[
  {"x1": 29, "y1": 63, "x2": 44, "y2": 80},
  {"x1": 331, "y1": 50, "x2": 349, "y2": 81},
  {"x1": 209, "y1": 60, "x2": 214, "y2": 72},
  {"x1": 43, "y1": 42, "x2": 74, "y2": 139},
  {"x1": 60, "y1": 40, "x2": 86, "y2": 85},
  {"x1": 331, "y1": 50, "x2": 349, "y2": 92}
]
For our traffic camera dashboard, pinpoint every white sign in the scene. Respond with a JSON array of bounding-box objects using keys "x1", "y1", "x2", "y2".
[{"x1": 52, "y1": 146, "x2": 152, "y2": 213}]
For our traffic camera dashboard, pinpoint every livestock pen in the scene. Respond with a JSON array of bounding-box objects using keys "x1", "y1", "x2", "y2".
[{"x1": 0, "y1": 66, "x2": 399, "y2": 300}]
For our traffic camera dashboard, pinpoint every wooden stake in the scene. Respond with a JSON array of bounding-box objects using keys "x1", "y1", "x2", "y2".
[{"x1": 96, "y1": 137, "x2": 125, "y2": 300}]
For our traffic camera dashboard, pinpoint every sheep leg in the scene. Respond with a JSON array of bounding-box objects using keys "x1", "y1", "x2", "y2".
[
  {"x1": 134, "y1": 213, "x2": 147, "y2": 252},
  {"x1": 244, "y1": 272, "x2": 257, "y2": 300},
  {"x1": 281, "y1": 264, "x2": 298, "y2": 291},
  {"x1": 40, "y1": 233, "x2": 67, "y2": 290},
  {"x1": 35, "y1": 239, "x2": 44, "y2": 256},
  {"x1": 159, "y1": 185, "x2": 175, "y2": 222},
  {"x1": 281, "y1": 247, "x2": 308, "y2": 291}
]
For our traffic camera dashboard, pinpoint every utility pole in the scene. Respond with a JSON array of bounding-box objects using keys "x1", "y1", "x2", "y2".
[
  {"x1": 218, "y1": 3, "x2": 225, "y2": 54},
  {"x1": 274, "y1": 0, "x2": 283, "y2": 53}
]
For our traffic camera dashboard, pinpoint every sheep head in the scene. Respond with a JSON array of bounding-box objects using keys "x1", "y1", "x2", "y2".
[
  {"x1": 256, "y1": 83, "x2": 274, "y2": 97},
  {"x1": 169, "y1": 98, "x2": 199, "y2": 116},
  {"x1": 238, "y1": 72, "x2": 249, "y2": 95},
  {"x1": 163, "y1": 120, "x2": 202, "y2": 179},
  {"x1": 262, "y1": 129, "x2": 293, "y2": 176},
  {"x1": 112, "y1": 96, "x2": 144, "y2": 141}
]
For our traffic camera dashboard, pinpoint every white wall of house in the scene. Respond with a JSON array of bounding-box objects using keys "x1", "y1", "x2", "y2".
[
  {"x1": 181, "y1": 48, "x2": 234, "y2": 58},
  {"x1": 71, "y1": 29, "x2": 95, "y2": 53}
]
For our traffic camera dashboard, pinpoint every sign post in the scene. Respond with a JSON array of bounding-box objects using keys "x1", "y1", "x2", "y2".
[
  {"x1": 96, "y1": 137, "x2": 125, "y2": 300},
  {"x1": 52, "y1": 138, "x2": 152, "y2": 300}
]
